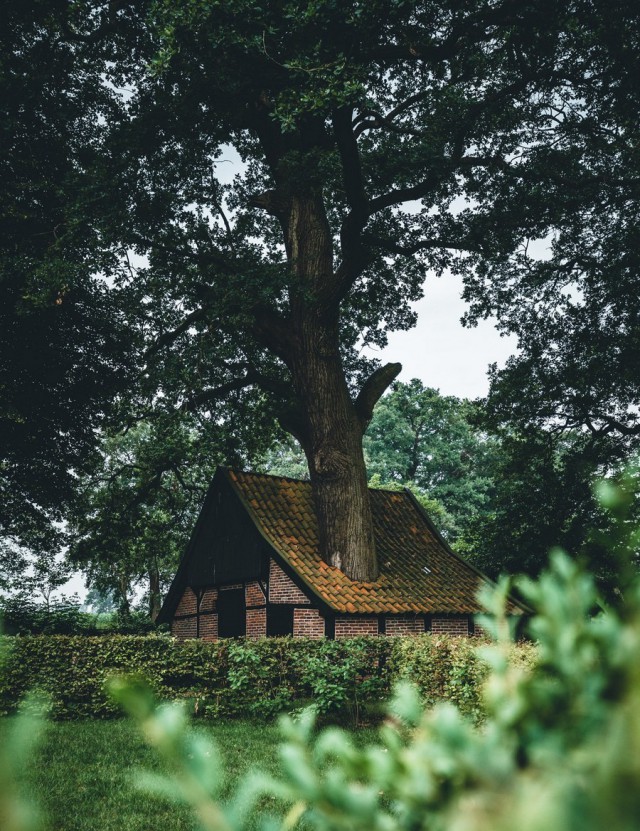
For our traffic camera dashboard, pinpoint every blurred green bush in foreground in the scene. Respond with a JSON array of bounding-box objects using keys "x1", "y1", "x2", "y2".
[{"x1": 108, "y1": 552, "x2": 640, "y2": 831}]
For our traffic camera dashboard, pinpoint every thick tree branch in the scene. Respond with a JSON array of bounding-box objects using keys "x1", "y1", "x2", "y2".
[
  {"x1": 332, "y1": 107, "x2": 368, "y2": 216},
  {"x1": 182, "y1": 366, "x2": 299, "y2": 433},
  {"x1": 330, "y1": 106, "x2": 372, "y2": 302},
  {"x1": 181, "y1": 373, "x2": 261, "y2": 411},
  {"x1": 369, "y1": 154, "x2": 511, "y2": 215},
  {"x1": 354, "y1": 362, "x2": 403, "y2": 431},
  {"x1": 248, "y1": 189, "x2": 292, "y2": 220},
  {"x1": 353, "y1": 92, "x2": 431, "y2": 140},
  {"x1": 145, "y1": 308, "x2": 206, "y2": 358},
  {"x1": 591, "y1": 415, "x2": 640, "y2": 437}
]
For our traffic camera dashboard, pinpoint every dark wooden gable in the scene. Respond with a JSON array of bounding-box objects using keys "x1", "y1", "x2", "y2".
[{"x1": 157, "y1": 468, "x2": 269, "y2": 623}]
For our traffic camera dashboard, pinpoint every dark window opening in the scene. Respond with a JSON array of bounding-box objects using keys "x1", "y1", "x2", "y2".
[
  {"x1": 267, "y1": 605, "x2": 294, "y2": 636},
  {"x1": 217, "y1": 588, "x2": 246, "y2": 638}
]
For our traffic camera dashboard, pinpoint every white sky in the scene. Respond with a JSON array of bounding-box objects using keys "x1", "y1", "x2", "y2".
[{"x1": 365, "y1": 273, "x2": 516, "y2": 399}]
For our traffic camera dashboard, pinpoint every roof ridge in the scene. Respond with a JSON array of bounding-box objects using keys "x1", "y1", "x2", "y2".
[
  {"x1": 224, "y1": 466, "x2": 311, "y2": 484},
  {"x1": 225, "y1": 466, "x2": 416, "y2": 495}
]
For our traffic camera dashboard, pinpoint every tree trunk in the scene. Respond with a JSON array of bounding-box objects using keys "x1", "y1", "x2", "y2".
[
  {"x1": 116, "y1": 572, "x2": 131, "y2": 618},
  {"x1": 253, "y1": 170, "x2": 401, "y2": 581},
  {"x1": 292, "y1": 320, "x2": 379, "y2": 581},
  {"x1": 285, "y1": 192, "x2": 381, "y2": 581},
  {"x1": 148, "y1": 562, "x2": 161, "y2": 622}
]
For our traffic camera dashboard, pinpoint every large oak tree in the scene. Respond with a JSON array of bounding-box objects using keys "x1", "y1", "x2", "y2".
[
  {"x1": 89, "y1": 0, "x2": 640, "y2": 580},
  {"x1": 10, "y1": 0, "x2": 639, "y2": 582}
]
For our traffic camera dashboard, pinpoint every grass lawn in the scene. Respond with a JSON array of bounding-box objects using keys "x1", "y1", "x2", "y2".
[{"x1": 10, "y1": 718, "x2": 377, "y2": 831}]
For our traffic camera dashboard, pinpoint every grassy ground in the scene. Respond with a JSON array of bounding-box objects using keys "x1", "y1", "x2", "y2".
[{"x1": 11, "y1": 718, "x2": 376, "y2": 831}]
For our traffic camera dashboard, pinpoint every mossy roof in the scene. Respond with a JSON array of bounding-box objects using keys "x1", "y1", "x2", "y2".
[{"x1": 226, "y1": 469, "x2": 522, "y2": 615}]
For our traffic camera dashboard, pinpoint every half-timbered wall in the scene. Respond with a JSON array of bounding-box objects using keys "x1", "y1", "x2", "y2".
[{"x1": 170, "y1": 582, "x2": 475, "y2": 641}]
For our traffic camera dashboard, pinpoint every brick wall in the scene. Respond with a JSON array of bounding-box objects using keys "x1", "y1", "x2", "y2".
[
  {"x1": 245, "y1": 580, "x2": 266, "y2": 608},
  {"x1": 246, "y1": 607, "x2": 267, "y2": 639},
  {"x1": 172, "y1": 588, "x2": 198, "y2": 640},
  {"x1": 171, "y1": 616, "x2": 197, "y2": 639},
  {"x1": 293, "y1": 608, "x2": 325, "y2": 638},
  {"x1": 334, "y1": 616, "x2": 378, "y2": 638},
  {"x1": 200, "y1": 588, "x2": 217, "y2": 613},
  {"x1": 170, "y1": 582, "x2": 478, "y2": 641},
  {"x1": 175, "y1": 588, "x2": 198, "y2": 617},
  {"x1": 431, "y1": 616, "x2": 470, "y2": 636},
  {"x1": 268, "y1": 559, "x2": 310, "y2": 604},
  {"x1": 385, "y1": 616, "x2": 425, "y2": 637},
  {"x1": 199, "y1": 613, "x2": 218, "y2": 641}
]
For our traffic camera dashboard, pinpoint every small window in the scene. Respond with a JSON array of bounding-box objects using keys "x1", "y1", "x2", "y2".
[
  {"x1": 217, "y1": 588, "x2": 246, "y2": 638},
  {"x1": 267, "y1": 605, "x2": 294, "y2": 636}
]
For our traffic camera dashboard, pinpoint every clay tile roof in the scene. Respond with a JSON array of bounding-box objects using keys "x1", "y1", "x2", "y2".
[{"x1": 227, "y1": 469, "x2": 523, "y2": 615}]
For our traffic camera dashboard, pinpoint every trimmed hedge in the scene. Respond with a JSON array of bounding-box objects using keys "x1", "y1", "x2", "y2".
[
  {"x1": 388, "y1": 634, "x2": 537, "y2": 720},
  {"x1": 0, "y1": 634, "x2": 535, "y2": 720}
]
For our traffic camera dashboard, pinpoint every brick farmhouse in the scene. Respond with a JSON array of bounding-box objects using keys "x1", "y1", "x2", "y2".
[{"x1": 158, "y1": 468, "x2": 522, "y2": 639}]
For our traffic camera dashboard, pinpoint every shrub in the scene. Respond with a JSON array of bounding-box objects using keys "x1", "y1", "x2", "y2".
[
  {"x1": 0, "y1": 631, "x2": 531, "y2": 721},
  {"x1": 388, "y1": 633, "x2": 537, "y2": 720},
  {"x1": 0, "y1": 596, "x2": 162, "y2": 636},
  {"x1": 0, "y1": 595, "x2": 93, "y2": 635},
  {"x1": 0, "y1": 636, "x2": 227, "y2": 719},
  {"x1": 292, "y1": 637, "x2": 393, "y2": 722}
]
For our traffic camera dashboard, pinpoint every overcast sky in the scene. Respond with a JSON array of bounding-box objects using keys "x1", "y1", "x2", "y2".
[{"x1": 366, "y1": 272, "x2": 517, "y2": 400}]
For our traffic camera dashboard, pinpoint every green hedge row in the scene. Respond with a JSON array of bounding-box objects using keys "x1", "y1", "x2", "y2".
[{"x1": 0, "y1": 634, "x2": 536, "y2": 720}]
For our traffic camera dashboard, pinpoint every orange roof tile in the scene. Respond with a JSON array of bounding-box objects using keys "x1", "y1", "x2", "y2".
[{"x1": 227, "y1": 469, "x2": 522, "y2": 615}]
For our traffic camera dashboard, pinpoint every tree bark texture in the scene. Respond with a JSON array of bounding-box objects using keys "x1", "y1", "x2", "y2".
[
  {"x1": 149, "y1": 562, "x2": 161, "y2": 622},
  {"x1": 285, "y1": 192, "x2": 380, "y2": 582}
]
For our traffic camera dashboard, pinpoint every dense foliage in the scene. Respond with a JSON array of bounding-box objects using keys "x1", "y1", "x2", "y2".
[
  {"x1": 364, "y1": 380, "x2": 500, "y2": 541},
  {"x1": 0, "y1": 633, "x2": 533, "y2": 722},
  {"x1": 4, "y1": 0, "x2": 640, "y2": 585},
  {"x1": 0, "y1": 595, "x2": 156, "y2": 636},
  {"x1": 361, "y1": 381, "x2": 631, "y2": 590},
  {"x1": 0, "y1": 1, "x2": 138, "y2": 566}
]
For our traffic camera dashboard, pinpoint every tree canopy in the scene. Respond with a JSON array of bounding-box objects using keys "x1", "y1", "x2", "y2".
[
  {"x1": 0, "y1": 1, "x2": 138, "y2": 557},
  {"x1": 2, "y1": 0, "x2": 639, "y2": 588},
  {"x1": 364, "y1": 380, "x2": 499, "y2": 540}
]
